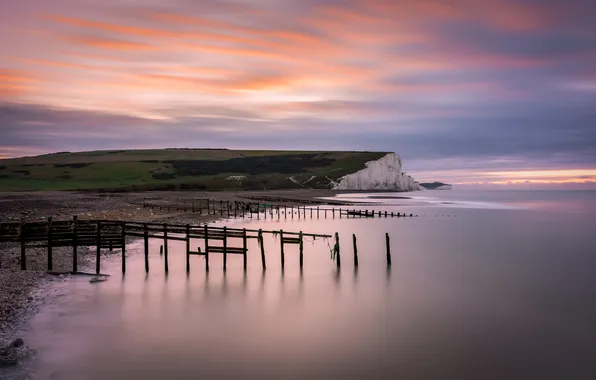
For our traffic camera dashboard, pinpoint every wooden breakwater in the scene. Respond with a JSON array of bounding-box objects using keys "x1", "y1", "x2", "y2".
[
  {"x1": 142, "y1": 198, "x2": 417, "y2": 219},
  {"x1": 0, "y1": 218, "x2": 396, "y2": 275}
]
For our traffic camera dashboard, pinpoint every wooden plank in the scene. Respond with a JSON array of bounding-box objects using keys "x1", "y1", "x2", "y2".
[{"x1": 207, "y1": 246, "x2": 246, "y2": 254}]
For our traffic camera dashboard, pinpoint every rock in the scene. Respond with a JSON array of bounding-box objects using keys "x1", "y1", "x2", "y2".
[
  {"x1": 0, "y1": 338, "x2": 24, "y2": 366},
  {"x1": 58, "y1": 274, "x2": 64, "y2": 279}
]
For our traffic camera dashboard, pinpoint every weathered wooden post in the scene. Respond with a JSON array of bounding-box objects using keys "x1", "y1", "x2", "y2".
[
  {"x1": 47, "y1": 217, "x2": 53, "y2": 271},
  {"x1": 284, "y1": 205, "x2": 287, "y2": 219},
  {"x1": 317, "y1": 206, "x2": 320, "y2": 218},
  {"x1": 280, "y1": 229, "x2": 285, "y2": 270},
  {"x1": 220, "y1": 200, "x2": 224, "y2": 216},
  {"x1": 186, "y1": 224, "x2": 190, "y2": 273},
  {"x1": 204, "y1": 225, "x2": 209, "y2": 272},
  {"x1": 96, "y1": 221, "x2": 102, "y2": 274},
  {"x1": 163, "y1": 223, "x2": 169, "y2": 273},
  {"x1": 332, "y1": 207, "x2": 335, "y2": 218},
  {"x1": 192, "y1": 200, "x2": 195, "y2": 213},
  {"x1": 258, "y1": 229, "x2": 266, "y2": 270},
  {"x1": 310, "y1": 208, "x2": 313, "y2": 218},
  {"x1": 353, "y1": 234, "x2": 358, "y2": 267},
  {"x1": 242, "y1": 228, "x2": 247, "y2": 271},
  {"x1": 72, "y1": 216, "x2": 78, "y2": 272},
  {"x1": 299, "y1": 231, "x2": 304, "y2": 269},
  {"x1": 223, "y1": 226, "x2": 228, "y2": 272},
  {"x1": 335, "y1": 232, "x2": 341, "y2": 268},
  {"x1": 234, "y1": 201, "x2": 237, "y2": 218},
  {"x1": 386, "y1": 233, "x2": 391, "y2": 266},
  {"x1": 325, "y1": 209, "x2": 328, "y2": 218},
  {"x1": 160, "y1": 245, "x2": 163, "y2": 256},
  {"x1": 20, "y1": 219, "x2": 26, "y2": 270},
  {"x1": 144, "y1": 223, "x2": 149, "y2": 273},
  {"x1": 121, "y1": 221, "x2": 126, "y2": 274},
  {"x1": 391, "y1": 212, "x2": 394, "y2": 217}
]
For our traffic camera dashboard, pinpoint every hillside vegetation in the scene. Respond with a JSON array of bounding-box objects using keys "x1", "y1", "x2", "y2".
[{"x1": 0, "y1": 149, "x2": 388, "y2": 192}]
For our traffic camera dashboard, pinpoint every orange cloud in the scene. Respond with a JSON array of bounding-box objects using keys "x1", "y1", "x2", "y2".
[
  {"x1": 484, "y1": 169, "x2": 596, "y2": 179},
  {"x1": 67, "y1": 35, "x2": 156, "y2": 50},
  {"x1": 0, "y1": 69, "x2": 38, "y2": 98}
]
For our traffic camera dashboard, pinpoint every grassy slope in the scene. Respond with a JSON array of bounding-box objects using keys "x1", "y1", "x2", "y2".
[{"x1": 0, "y1": 149, "x2": 389, "y2": 192}]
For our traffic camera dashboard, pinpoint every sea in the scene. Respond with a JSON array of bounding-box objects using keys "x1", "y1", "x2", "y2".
[{"x1": 10, "y1": 190, "x2": 596, "y2": 380}]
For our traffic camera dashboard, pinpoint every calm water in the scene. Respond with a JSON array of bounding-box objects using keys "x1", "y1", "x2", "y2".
[{"x1": 20, "y1": 191, "x2": 596, "y2": 379}]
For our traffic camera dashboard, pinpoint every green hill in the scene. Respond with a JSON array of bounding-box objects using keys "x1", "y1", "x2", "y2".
[{"x1": 0, "y1": 149, "x2": 388, "y2": 192}]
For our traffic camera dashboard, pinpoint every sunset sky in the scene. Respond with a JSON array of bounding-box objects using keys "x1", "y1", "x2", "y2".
[{"x1": 1, "y1": 0, "x2": 595, "y2": 188}]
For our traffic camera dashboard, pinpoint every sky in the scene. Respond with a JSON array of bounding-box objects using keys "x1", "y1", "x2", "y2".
[{"x1": 1, "y1": 0, "x2": 595, "y2": 188}]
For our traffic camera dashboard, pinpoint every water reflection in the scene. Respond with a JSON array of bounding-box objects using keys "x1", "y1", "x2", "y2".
[{"x1": 24, "y1": 191, "x2": 596, "y2": 379}]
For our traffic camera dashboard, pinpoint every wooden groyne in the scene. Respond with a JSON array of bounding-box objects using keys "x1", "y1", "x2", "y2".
[
  {"x1": 142, "y1": 198, "x2": 418, "y2": 219},
  {"x1": 0, "y1": 218, "x2": 346, "y2": 274}
]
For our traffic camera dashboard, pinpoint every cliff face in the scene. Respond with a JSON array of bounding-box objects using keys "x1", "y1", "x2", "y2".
[{"x1": 333, "y1": 153, "x2": 420, "y2": 191}]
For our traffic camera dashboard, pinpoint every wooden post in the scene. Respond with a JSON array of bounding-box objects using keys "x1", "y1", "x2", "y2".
[
  {"x1": 386, "y1": 233, "x2": 391, "y2": 266},
  {"x1": 143, "y1": 223, "x2": 149, "y2": 273},
  {"x1": 310, "y1": 208, "x2": 313, "y2": 218},
  {"x1": 259, "y1": 229, "x2": 266, "y2": 270},
  {"x1": 280, "y1": 229, "x2": 285, "y2": 270},
  {"x1": 72, "y1": 216, "x2": 78, "y2": 273},
  {"x1": 20, "y1": 219, "x2": 26, "y2": 270},
  {"x1": 96, "y1": 221, "x2": 101, "y2": 275},
  {"x1": 332, "y1": 207, "x2": 335, "y2": 218},
  {"x1": 391, "y1": 212, "x2": 394, "y2": 217},
  {"x1": 335, "y1": 232, "x2": 341, "y2": 268},
  {"x1": 385, "y1": 211, "x2": 388, "y2": 217},
  {"x1": 223, "y1": 226, "x2": 228, "y2": 272},
  {"x1": 317, "y1": 206, "x2": 319, "y2": 219},
  {"x1": 325, "y1": 209, "x2": 328, "y2": 218},
  {"x1": 284, "y1": 205, "x2": 287, "y2": 219},
  {"x1": 109, "y1": 240, "x2": 113, "y2": 252},
  {"x1": 299, "y1": 231, "x2": 304, "y2": 269},
  {"x1": 186, "y1": 224, "x2": 190, "y2": 273},
  {"x1": 353, "y1": 234, "x2": 358, "y2": 267},
  {"x1": 234, "y1": 201, "x2": 237, "y2": 218},
  {"x1": 204, "y1": 225, "x2": 209, "y2": 272},
  {"x1": 47, "y1": 217, "x2": 53, "y2": 271},
  {"x1": 242, "y1": 228, "x2": 247, "y2": 271},
  {"x1": 121, "y1": 222, "x2": 126, "y2": 274},
  {"x1": 220, "y1": 200, "x2": 223, "y2": 216},
  {"x1": 160, "y1": 245, "x2": 163, "y2": 256},
  {"x1": 163, "y1": 223, "x2": 168, "y2": 274}
]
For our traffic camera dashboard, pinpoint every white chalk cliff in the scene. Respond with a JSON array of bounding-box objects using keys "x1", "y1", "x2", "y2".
[{"x1": 333, "y1": 153, "x2": 420, "y2": 191}]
